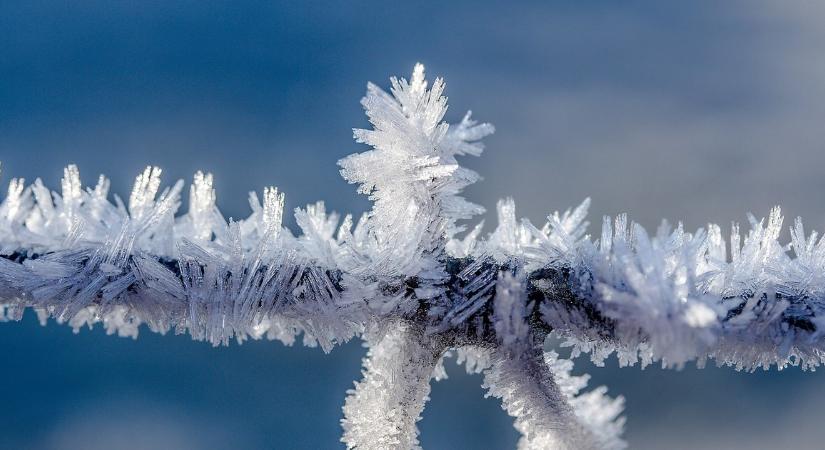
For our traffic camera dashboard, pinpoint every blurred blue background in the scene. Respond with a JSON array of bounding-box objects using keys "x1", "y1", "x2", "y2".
[{"x1": 3, "y1": 1, "x2": 825, "y2": 448}]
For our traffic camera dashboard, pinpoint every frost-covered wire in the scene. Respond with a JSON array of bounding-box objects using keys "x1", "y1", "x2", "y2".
[
  {"x1": 341, "y1": 321, "x2": 446, "y2": 450},
  {"x1": 1, "y1": 64, "x2": 823, "y2": 449}
]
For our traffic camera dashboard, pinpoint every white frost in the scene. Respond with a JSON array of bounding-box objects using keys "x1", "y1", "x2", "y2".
[{"x1": 0, "y1": 64, "x2": 821, "y2": 449}]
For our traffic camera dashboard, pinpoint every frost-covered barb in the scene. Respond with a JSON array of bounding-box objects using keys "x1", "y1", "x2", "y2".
[{"x1": 1, "y1": 65, "x2": 823, "y2": 449}]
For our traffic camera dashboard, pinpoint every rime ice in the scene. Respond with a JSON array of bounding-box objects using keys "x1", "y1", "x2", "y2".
[{"x1": 1, "y1": 64, "x2": 823, "y2": 449}]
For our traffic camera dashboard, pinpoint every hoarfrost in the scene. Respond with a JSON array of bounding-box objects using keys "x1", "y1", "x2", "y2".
[{"x1": 1, "y1": 64, "x2": 821, "y2": 448}]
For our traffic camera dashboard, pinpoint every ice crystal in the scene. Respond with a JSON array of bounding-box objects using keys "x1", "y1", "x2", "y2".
[
  {"x1": 341, "y1": 321, "x2": 444, "y2": 450},
  {"x1": 1, "y1": 64, "x2": 822, "y2": 449}
]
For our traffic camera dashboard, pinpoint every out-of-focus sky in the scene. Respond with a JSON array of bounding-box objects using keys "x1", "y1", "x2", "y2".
[{"x1": 2, "y1": 1, "x2": 825, "y2": 448}]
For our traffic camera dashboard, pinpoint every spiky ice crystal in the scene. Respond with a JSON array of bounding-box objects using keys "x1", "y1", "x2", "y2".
[{"x1": 1, "y1": 64, "x2": 822, "y2": 449}]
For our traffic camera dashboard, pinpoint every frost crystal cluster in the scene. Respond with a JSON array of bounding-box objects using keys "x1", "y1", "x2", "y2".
[{"x1": 1, "y1": 64, "x2": 822, "y2": 449}]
